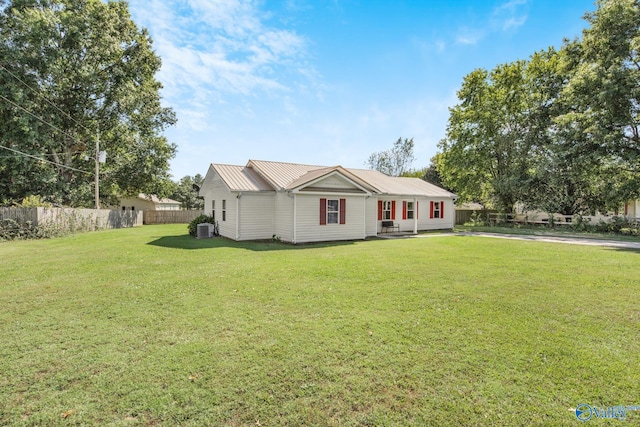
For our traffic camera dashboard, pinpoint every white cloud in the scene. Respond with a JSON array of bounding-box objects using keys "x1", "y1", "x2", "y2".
[
  {"x1": 128, "y1": 0, "x2": 316, "y2": 102},
  {"x1": 453, "y1": 0, "x2": 528, "y2": 46},
  {"x1": 493, "y1": 0, "x2": 529, "y2": 32},
  {"x1": 456, "y1": 29, "x2": 485, "y2": 46}
]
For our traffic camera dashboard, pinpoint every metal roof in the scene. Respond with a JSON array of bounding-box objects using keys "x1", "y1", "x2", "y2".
[
  {"x1": 348, "y1": 169, "x2": 457, "y2": 198},
  {"x1": 246, "y1": 160, "x2": 323, "y2": 190},
  {"x1": 212, "y1": 164, "x2": 274, "y2": 192},
  {"x1": 208, "y1": 160, "x2": 457, "y2": 198}
]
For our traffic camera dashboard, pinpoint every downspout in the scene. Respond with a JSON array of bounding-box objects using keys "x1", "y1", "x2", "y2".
[
  {"x1": 236, "y1": 192, "x2": 241, "y2": 240},
  {"x1": 413, "y1": 197, "x2": 418, "y2": 234},
  {"x1": 293, "y1": 193, "x2": 297, "y2": 244}
]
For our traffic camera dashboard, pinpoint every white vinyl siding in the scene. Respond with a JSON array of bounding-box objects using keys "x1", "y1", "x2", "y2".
[
  {"x1": 365, "y1": 197, "x2": 378, "y2": 237},
  {"x1": 273, "y1": 192, "x2": 293, "y2": 242},
  {"x1": 237, "y1": 193, "x2": 275, "y2": 240},
  {"x1": 294, "y1": 194, "x2": 366, "y2": 243},
  {"x1": 417, "y1": 198, "x2": 455, "y2": 231},
  {"x1": 202, "y1": 175, "x2": 235, "y2": 239}
]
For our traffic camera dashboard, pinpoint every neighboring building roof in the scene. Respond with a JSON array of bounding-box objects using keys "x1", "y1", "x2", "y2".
[
  {"x1": 455, "y1": 202, "x2": 485, "y2": 210},
  {"x1": 204, "y1": 160, "x2": 457, "y2": 199},
  {"x1": 136, "y1": 194, "x2": 181, "y2": 205}
]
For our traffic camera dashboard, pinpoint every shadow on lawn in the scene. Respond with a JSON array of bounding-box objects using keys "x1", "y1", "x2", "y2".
[
  {"x1": 147, "y1": 234, "x2": 358, "y2": 251},
  {"x1": 605, "y1": 246, "x2": 640, "y2": 255}
]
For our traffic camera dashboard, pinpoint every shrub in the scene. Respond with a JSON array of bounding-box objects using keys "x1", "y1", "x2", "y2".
[
  {"x1": 464, "y1": 211, "x2": 488, "y2": 226},
  {"x1": 18, "y1": 195, "x2": 52, "y2": 208},
  {"x1": 0, "y1": 219, "x2": 57, "y2": 241},
  {"x1": 188, "y1": 214, "x2": 216, "y2": 237}
]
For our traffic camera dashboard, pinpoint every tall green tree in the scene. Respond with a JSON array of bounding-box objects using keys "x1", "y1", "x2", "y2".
[
  {"x1": 0, "y1": 0, "x2": 176, "y2": 207},
  {"x1": 366, "y1": 137, "x2": 415, "y2": 176},
  {"x1": 517, "y1": 47, "x2": 610, "y2": 215},
  {"x1": 170, "y1": 174, "x2": 204, "y2": 210},
  {"x1": 556, "y1": 0, "x2": 640, "y2": 206},
  {"x1": 437, "y1": 60, "x2": 545, "y2": 212}
]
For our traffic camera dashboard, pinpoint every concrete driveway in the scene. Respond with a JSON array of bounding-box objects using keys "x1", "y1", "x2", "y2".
[{"x1": 433, "y1": 231, "x2": 640, "y2": 250}]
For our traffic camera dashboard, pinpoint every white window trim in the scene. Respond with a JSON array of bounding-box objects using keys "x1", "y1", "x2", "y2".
[
  {"x1": 383, "y1": 200, "x2": 392, "y2": 220},
  {"x1": 327, "y1": 199, "x2": 339, "y2": 224}
]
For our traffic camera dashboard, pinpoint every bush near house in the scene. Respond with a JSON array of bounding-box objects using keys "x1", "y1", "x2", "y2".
[{"x1": 187, "y1": 214, "x2": 216, "y2": 236}]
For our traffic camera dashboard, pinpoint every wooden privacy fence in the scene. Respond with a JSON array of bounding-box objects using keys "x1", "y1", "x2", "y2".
[
  {"x1": 0, "y1": 207, "x2": 142, "y2": 230},
  {"x1": 455, "y1": 209, "x2": 497, "y2": 225},
  {"x1": 143, "y1": 210, "x2": 204, "y2": 224}
]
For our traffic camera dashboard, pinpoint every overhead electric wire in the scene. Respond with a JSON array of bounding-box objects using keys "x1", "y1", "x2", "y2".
[
  {"x1": 0, "y1": 143, "x2": 92, "y2": 175},
  {"x1": 0, "y1": 93, "x2": 84, "y2": 145},
  {"x1": 0, "y1": 67, "x2": 96, "y2": 175},
  {"x1": 0, "y1": 64, "x2": 93, "y2": 134}
]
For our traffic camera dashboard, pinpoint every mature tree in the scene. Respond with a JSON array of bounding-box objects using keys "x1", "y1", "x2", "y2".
[
  {"x1": 556, "y1": 0, "x2": 640, "y2": 206},
  {"x1": 0, "y1": 0, "x2": 176, "y2": 207},
  {"x1": 170, "y1": 174, "x2": 204, "y2": 210},
  {"x1": 437, "y1": 60, "x2": 543, "y2": 212},
  {"x1": 437, "y1": 0, "x2": 640, "y2": 215},
  {"x1": 366, "y1": 137, "x2": 415, "y2": 176}
]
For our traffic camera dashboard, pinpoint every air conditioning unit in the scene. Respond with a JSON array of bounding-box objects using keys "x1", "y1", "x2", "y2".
[{"x1": 197, "y1": 223, "x2": 213, "y2": 239}]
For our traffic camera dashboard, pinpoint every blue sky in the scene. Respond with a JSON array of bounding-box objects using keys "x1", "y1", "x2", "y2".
[{"x1": 126, "y1": 0, "x2": 596, "y2": 180}]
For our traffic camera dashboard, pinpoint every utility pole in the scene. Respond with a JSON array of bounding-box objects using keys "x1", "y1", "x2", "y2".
[{"x1": 95, "y1": 128, "x2": 100, "y2": 209}]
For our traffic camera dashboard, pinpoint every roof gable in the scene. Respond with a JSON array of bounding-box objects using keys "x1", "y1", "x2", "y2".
[{"x1": 287, "y1": 166, "x2": 375, "y2": 194}]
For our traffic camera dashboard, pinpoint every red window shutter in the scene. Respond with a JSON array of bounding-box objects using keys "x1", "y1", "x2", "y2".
[
  {"x1": 441, "y1": 201, "x2": 444, "y2": 218},
  {"x1": 391, "y1": 201, "x2": 396, "y2": 220},
  {"x1": 430, "y1": 201, "x2": 434, "y2": 219},
  {"x1": 416, "y1": 201, "x2": 419, "y2": 219},
  {"x1": 402, "y1": 201, "x2": 407, "y2": 220},
  {"x1": 339, "y1": 198, "x2": 346, "y2": 224},
  {"x1": 320, "y1": 198, "x2": 326, "y2": 225},
  {"x1": 378, "y1": 200, "x2": 383, "y2": 221}
]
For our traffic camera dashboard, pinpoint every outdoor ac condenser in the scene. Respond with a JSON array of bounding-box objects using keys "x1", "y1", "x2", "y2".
[{"x1": 197, "y1": 223, "x2": 213, "y2": 239}]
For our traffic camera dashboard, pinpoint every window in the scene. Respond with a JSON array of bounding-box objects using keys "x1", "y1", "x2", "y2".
[
  {"x1": 222, "y1": 199, "x2": 226, "y2": 221},
  {"x1": 378, "y1": 200, "x2": 396, "y2": 221},
  {"x1": 320, "y1": 198, "x2": 346, "y2": 225},
  {"x1": 407, "y1": 201, "x2": 414, "y2": 219},
  {"x1": 430, "y1": 201, "x2": 443, "y2": 219},
  {"x1": 383, "y1": 201, "x2": 392, "y2": 220},
  {"x1": 402, "y1": 201, "x2": 419, "y2": 220},
  {"x1": 211, "y1": 200, "x2": 216, "y2": 221},
  {"x1": 327, "y1": 199, "x2": 339, "y2": 224}
]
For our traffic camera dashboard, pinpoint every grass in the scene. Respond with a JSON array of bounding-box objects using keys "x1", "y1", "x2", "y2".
[{"x1": 1, "y1": 225, "x2": 639, "y2": 426}]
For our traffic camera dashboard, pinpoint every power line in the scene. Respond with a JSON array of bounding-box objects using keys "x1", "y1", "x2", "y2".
[
  {"x1": 0, "y1": 94, "x2": 87, "y2": 146},
  {"x1": 0, "y1": 143, "x2": 92, "y2": 175},
  {"x1": 0, "y1": 64, "x2": 93, "y2": 134}
]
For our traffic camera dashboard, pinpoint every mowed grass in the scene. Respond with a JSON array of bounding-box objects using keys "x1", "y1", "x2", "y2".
[{"x1": 1, "y1": 225, "x2": 638, "y2": 426}]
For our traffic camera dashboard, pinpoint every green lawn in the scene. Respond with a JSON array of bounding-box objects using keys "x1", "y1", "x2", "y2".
[{"x1": 1, "y1": 225, "x2": 639, "y2": 426}]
